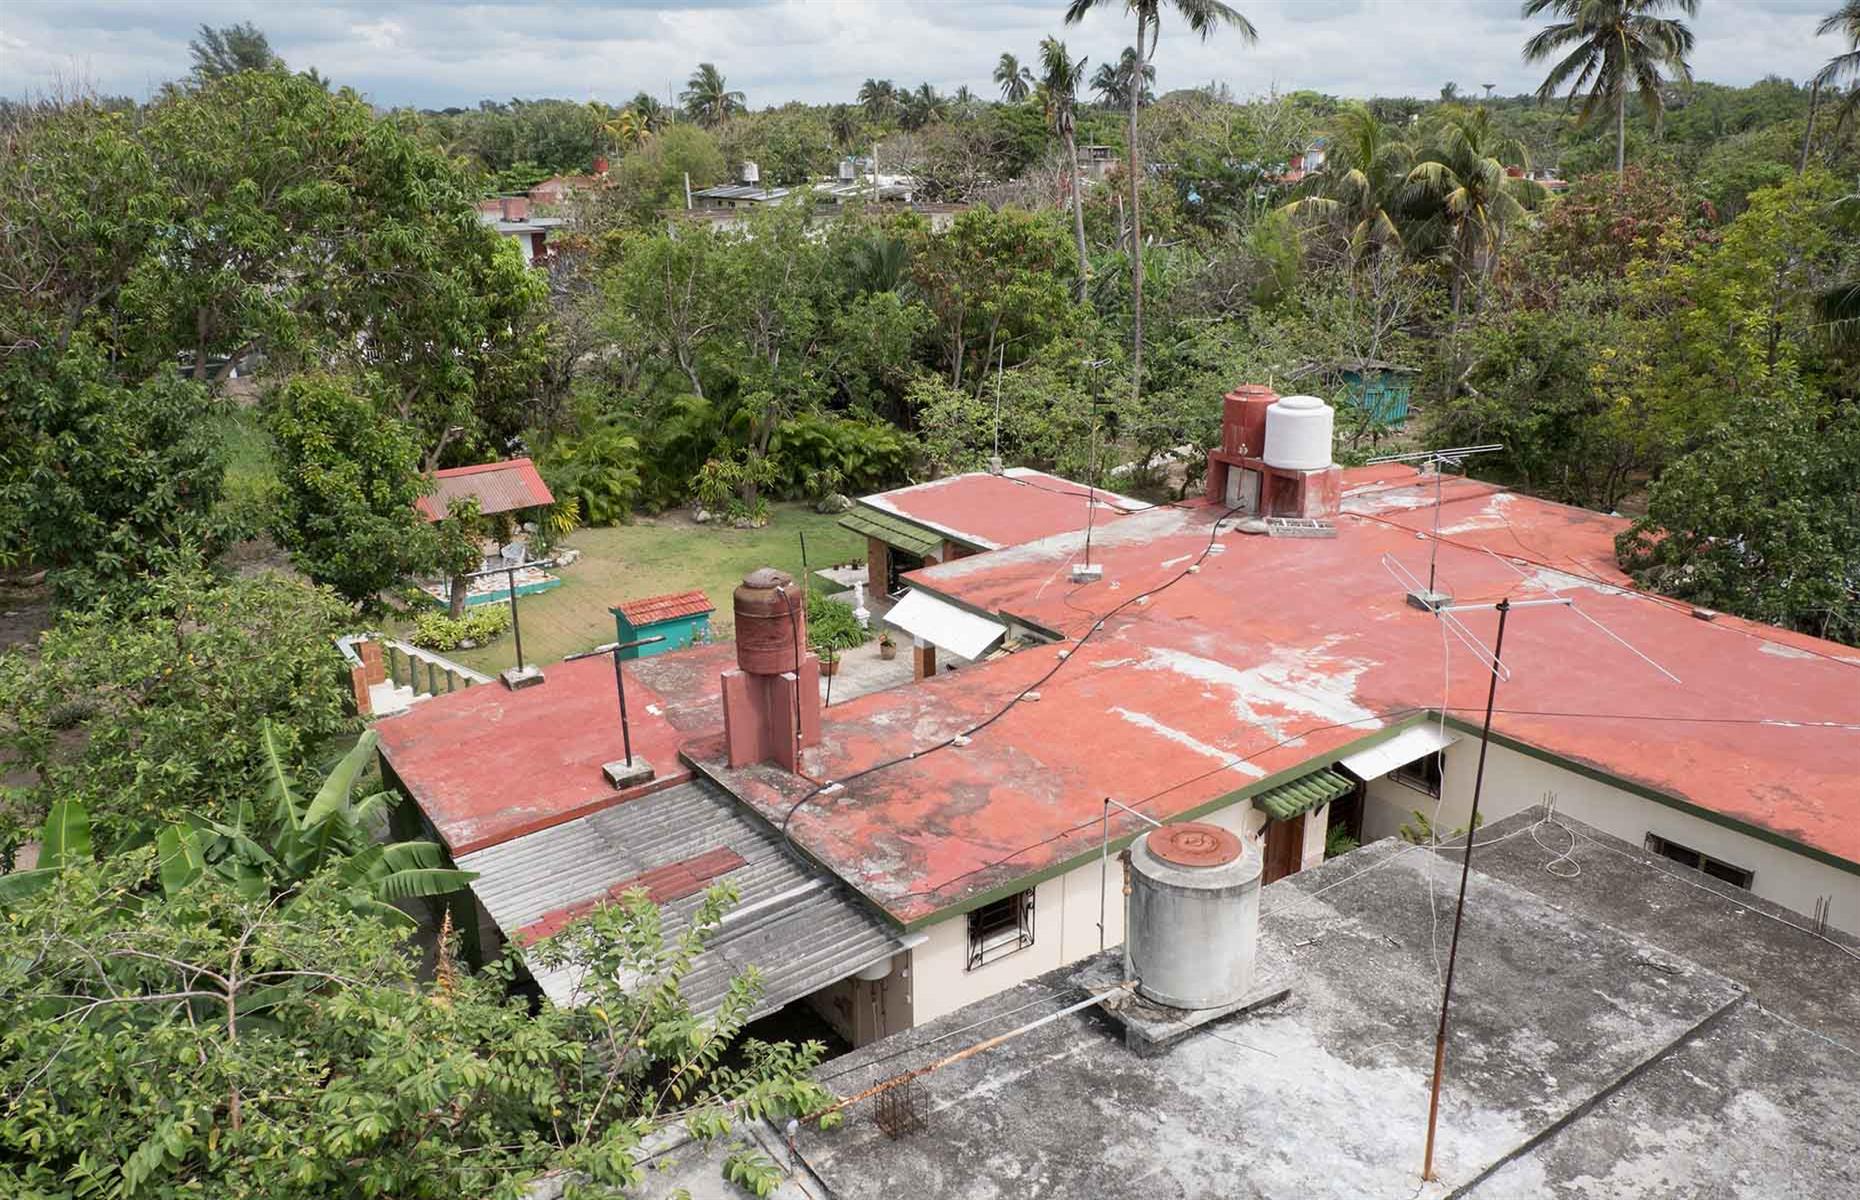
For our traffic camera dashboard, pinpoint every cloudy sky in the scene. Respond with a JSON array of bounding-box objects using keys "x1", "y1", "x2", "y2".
[{"x1": 0, "y1": 1, "x2": 1842, "y2": 110}]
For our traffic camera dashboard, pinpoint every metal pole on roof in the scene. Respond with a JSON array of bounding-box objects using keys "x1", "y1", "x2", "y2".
[
  {"x1": 1421, "y1": 597, "x2": 1509, "y2": 1183},
  {"x1": 564, "y1": 636, "x2": 665, "y2": 767},
  {"x1": 506, "y1": 567, "x2": 525, "y2": 672}
]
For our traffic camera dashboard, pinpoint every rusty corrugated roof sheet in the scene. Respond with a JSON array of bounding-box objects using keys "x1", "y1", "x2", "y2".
[
  {"x1": 613, "y1": 590, "x2": 714, "y2": 627},
  {"x1": 415, "y1": 458, "x2": 555, "y2": 521}
]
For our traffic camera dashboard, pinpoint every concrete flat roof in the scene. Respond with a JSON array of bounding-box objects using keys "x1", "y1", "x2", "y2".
[
  {"x1": 781, "y1": 810, "x2": 1860, "y2": 1198},
  {"x1": 858, "y1": 468, "x2": 1151, "y2": 552},
  {"x1": 727, "y1": 466, "x2": 1860, "y2": 924}
]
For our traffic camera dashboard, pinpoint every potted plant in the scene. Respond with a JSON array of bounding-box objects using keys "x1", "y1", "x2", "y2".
[
  {"x1": 821, "y1": 647, "x2": 841, "y2": 678},
  {"x1": 878, "y1": 632, "x2": 897, "y2": 661}
]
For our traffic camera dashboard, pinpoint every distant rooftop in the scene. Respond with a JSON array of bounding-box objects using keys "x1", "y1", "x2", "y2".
[
  {"x1": 415, "y1": 457, "x2": 555, "y2": 522},
  {"x1": 780, "y1": 809, "x2": 1860, "y2": 1198},
  {"x1": 851, "y1": 467, "x2": 1152, "y2": 554},
  {"x1": 613, "y1": 590, "x2": 715, "y2": 627}
]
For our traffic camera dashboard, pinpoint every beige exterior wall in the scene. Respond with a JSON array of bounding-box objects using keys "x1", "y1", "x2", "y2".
[
  {"x1": 910, "y1": 795, "x2": 1270, "y2": 1026},
  {"x1": 1361, "y1": 738, "x2": 1860, "y2": 937}
]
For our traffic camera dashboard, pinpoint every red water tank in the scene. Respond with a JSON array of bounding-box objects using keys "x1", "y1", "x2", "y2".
[
  {"x1": 733, "y1": 568, "x2": 807, "y2": 675},
  {"x1": 1222, "y1": 385, "x2": 1278, "y2": 458}
]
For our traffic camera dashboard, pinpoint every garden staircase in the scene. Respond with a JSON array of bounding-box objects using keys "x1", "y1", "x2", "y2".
[{"x1": 336, "y1": 633, "x2": 493, "y2": 718}]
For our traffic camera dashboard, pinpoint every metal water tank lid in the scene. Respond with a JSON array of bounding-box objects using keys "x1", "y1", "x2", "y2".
[
  {"x1": 1262, "y1": 393, "x2": 1335, "y2": 471},
  {"x1": 1127, "y1": 822, "x2": 1262, "y2": 1010}
]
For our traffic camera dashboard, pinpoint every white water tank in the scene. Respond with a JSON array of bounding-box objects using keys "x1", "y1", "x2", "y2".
[
  {"x1": 1262, "y1": 394, "x2": 1334, "y2": 471},
  {"x1": 1127, "y1": 823, "x2": 1262, "y2": 1010},
  {"x1": 741, "y1": 160, "x2": 760, "y2": 184}
]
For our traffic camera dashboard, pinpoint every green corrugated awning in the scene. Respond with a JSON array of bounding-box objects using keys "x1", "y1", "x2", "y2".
[
  {"x1": 840, "y1": 506, "x2": 943, "y2": 558},
  {"x1": 1253, "y1": 767, "x2": 1354, "y2": 822}
]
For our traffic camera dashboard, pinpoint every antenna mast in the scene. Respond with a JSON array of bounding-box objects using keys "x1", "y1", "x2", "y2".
[{"x1": 1366, "y1": 444, "x2": 1503, "y2": 610}]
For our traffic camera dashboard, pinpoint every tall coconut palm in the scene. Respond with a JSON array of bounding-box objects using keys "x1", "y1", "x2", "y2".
[
  {"x1": 1521, "y1": 0, "x2": 1697, "y2": 174},
  {"x1": 1282, "y1": 102, "x2": 1413, "y2": 265},
  {"x1": 1404, "y1": 106, "x2": 1543, "y2": 319},
  {"x1": 1066, "y1": 0, "x2": 1257, "y2": 409},
  {"x1": 995, "y1": 52, "x2": 1035, "y2": 102},
  {"x1": 902, "y1": 82, "x2": 948, "y2": 130},
  {"x1": 1040, "y1": 37, "x2": 1093, "y2": 302},
  {"x1": 859, "y1": 78, "x2": 900, "y2": 123},
  {"x1": 681, "y1": 62, "x2": 746, "y2": 127},
  {"x1": 1090, "y1": 47, "x2": 1157, "y2": 109},
  {"x1": 1806, "y1": 1, "x2": 1860, "y2": 168},
  {"x1": 603, "y1": 107, "x2": 651, "y2": 153}
]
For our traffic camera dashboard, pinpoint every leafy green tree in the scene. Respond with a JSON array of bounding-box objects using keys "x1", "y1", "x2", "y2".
[
  {"x1": 1619, "y1": 396, "x2": 1860, "y2": 643},
  {"x1": 908, "y1": 206, "x2": 1080, "y2": 391},
  {"x1": 187, "y1": 20, "x2": 281, "y2": 82},
  {"x1": 1040, "y1": 37, "x2": 1094, "y2": 301},
  {"x1": 432, "y1": 496, "x2": 488, "y2": 620},
  {"x1": 602, "y1": 123, "x2": 728, "y2": 226},
  {"x1": 265, "y1": 374, "x2": 438, "y2": 606},
  {"x1": 0, "y1": 563, "x2": 353, "y2": 854},
  {"x1": 0, "y1": 855, "x2": 837, "y2": 1198},
  {"x1": 1, "y1": 339, "x2": 232, "y2": 602},
  {"x1": 1067, "y1": 0, "x2": 1257, "y2": 415},
  {"x1": 538, "y1": 423, "x2": 646, "y2": 526},
  {"x1": 1521, "y1": 0, "x2": 1698, "y2": 174},
  {"x1": 682, "y1": 62, "x2": 746, "y2": 127},
  {"x1": 996, "y1": 52, "x2": 1034, "y2": 102}
]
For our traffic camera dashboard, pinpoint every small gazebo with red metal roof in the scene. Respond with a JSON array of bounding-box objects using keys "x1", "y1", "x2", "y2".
[{"x1": 415, "y1": 458, "x2": 555, "y2": 523}]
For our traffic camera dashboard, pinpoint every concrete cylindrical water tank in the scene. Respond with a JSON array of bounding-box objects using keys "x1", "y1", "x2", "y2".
[
  {"x1": 733, "y1": 567, "x2": 806, "y2": 675},
  {"x1": 1127, "y1": 822, "x2": 1262, "y2": 1010},
  {"x1": 1262, "y1": 394, "x2": 1334, "y2": 471}
]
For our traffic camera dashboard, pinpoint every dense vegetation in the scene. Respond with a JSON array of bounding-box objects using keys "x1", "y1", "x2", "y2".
[{"x1": 2, "y1": 5, "x2": 1859, "y2": 1195}]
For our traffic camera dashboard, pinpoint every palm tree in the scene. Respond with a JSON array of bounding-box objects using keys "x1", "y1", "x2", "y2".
[
  {"x1": 681, "y1": 62, "x2": 746, "y2": 126},
  {"x1": 1066, "y1": 0, "x2": 1257, "y2": 410},
  {"x1": 1521, "y1": 0, "x2": 1697, "y2": 174},
  {"x1": 1282, "y1": 102, "x2": 1413, "y2": 264},
  {"x1": 1404, "y1": 106, "x2": 1544, "y2": 319},
  {"x1": 901, "y1": 82, "x2": 948, "y2": 130},
  {"x1": 996, "y1": 52, "x2": 1035, "y2": 102},
  {"x1": 1806, "y1": 2, "x2": 1860, "y2": 168},
  {"x1": 1090, "y1": 47, "x2": 1156, "y2": 110},
  {"x1": 628, "y1": 91, "x2": 669, "y2": 133},
  {"x1": 828, "y1": 103, "x2": 861, "y2": 150},
  {"x1": 859, "y1": 78, "x2": 900, "y2": 123},
  {"x1": 1040, "y1": 37, "x2": 1093, "y2": 302},
  {"x1": 603, "y1": 106, "x2": 651, "y2": 153}
]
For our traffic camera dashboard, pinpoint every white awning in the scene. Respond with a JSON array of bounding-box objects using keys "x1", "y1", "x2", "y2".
[
  {"x1": 884, "y1": 589, "x2": 1007, "y2": 662},
  {"x1": 1336, "y1": 724, "x2": 1459, "y2": 781}
]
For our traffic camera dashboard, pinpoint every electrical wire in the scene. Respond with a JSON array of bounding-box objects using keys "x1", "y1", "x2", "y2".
[{"x1": 777, "y1": 500, "x2": 1256, "y2": 843}]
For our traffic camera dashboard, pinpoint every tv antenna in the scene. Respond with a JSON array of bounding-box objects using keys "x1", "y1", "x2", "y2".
[
  {"x1": 1072, "y1": 358, "x2": 1116, "y2": 584},
  {"x1": 1366, "y1": 444, "x2": 1503, "y2": 609}
]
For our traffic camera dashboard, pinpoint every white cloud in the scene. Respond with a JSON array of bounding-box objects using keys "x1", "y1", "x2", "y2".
[{"x1": 0, "y1": 0, "x2": 1839, "y2": 109}]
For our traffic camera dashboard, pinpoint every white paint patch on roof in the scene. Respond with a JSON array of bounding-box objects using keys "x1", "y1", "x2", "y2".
[
  {"x1": 1436, "y1": 490, "x2": 1519, "y2": 535},
  {"x1": 1136, "y1": 638, "x2": 1382, "y2": 745},
  {"x1": 1758, "y1": 640, "x2": 1818, "y2": 661},
  {"x1": 1340, "y1": 485, "x2": 1440, "y2": 515},
  {"x1": 1521, "y1": 566, "x2": 1630, "y2": 597},
  {"x1": 1109, "y1": 706, "x2": 1266, "y2": 777}
]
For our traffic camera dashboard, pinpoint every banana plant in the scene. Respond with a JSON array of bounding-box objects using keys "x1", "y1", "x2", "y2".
[
  {"x1": 0, "y1": 800, "x2": 91, "y2": 901},
  {"x1": 2, "y1": 726, "x2": 475, "y2": 926}
]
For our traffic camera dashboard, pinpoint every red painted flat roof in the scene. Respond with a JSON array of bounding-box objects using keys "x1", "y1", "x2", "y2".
[
  {"x1": 702, "y1": 467, "x2": 1860, "y2": 924},
  {"x1": 415, "y1": 457, "x2": 555, "y2": 521},
  {"x1": 614, "y1": 590, "x2": 715, "y2": 626},
  {"x1": 376, "y1": 641, "x2": 735, "y2": 855},
  {"x1": 860, "y1": 468, "x2": 1150, "y2": 551}
]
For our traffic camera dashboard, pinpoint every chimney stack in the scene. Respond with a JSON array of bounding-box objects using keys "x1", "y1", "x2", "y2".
[
  {"x1": 721, "y1": 568, "x2": 821, "y2": 771},
  {"x1": 501, "y1": 196, "x2": 530, "y2": 222}
]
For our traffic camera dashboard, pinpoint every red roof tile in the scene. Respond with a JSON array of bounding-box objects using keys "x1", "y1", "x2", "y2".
[
  {"x1": 415, "y1": 458, "x2": 555, "y2": 521},
  {"x1": 614, "y1": 590, "x2": 715, "y2": 627}
]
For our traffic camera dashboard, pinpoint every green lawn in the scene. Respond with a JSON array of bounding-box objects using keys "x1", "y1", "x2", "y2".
[{"x1": 430, "y1": 505, "x2": 867, "y2": 676}]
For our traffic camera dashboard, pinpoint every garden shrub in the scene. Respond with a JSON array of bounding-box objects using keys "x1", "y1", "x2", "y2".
[{"x1": 411, "y1": 604, "x2": 512, "y2": 651}]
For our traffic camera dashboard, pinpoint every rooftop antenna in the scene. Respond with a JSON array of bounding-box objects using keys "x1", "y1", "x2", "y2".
[
  {"x1": 1071, "y1": 358, "x2": 1114, "y2": 584},
  {"x1": 989, "y1": 344, "x2": 1005, "y2": 475},
  {"x1": 1366, "y1": 444, "x2": 1503, "y2": 609},
  {"x1": 468, "y1": 557, "x2": 559, "y2": 690},
  {"x1": 563, "y1": 634, "x2": 666, "y2": 788}
]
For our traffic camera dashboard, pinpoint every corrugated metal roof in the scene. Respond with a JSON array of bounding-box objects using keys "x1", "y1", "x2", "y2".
[
  {"x1": 457, "y1": 777, "x2": 906, "y2": 1014},
  {"x1": 1253, "y1": 767, "x2": 1355, "y2": 822},
  {"x1": 614, "y1": 590, "x2": 715, "y2": 627},
  {"x1": 416, "y1": 458, "x2": 555, "y2": 520},
  {"x1": 840, "y1": 505, "x2": 943, "y2": 557}
]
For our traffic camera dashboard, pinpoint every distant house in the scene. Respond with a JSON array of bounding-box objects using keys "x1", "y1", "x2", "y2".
[
  {"x1": 1273, "y1": 139, "x2": 1329, "y2": 185},
  {"x1": 1075, "y1": 144, "x2": 1119, "y2": 182},
  {"x1": 611, "y1": 590, "x2": 716, "y2": 659},
  {"x1": 476, "y1": 196, "x2": 564, "y2": 265}
]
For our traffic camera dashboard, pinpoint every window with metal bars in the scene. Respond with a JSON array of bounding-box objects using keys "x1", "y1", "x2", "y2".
[
  {"x1": 1391, "y1": 750, "x2": 1444, "y2": 799},
  {"x1": 965, "y1": 889, "x2": 1035, "y2": 971}
]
